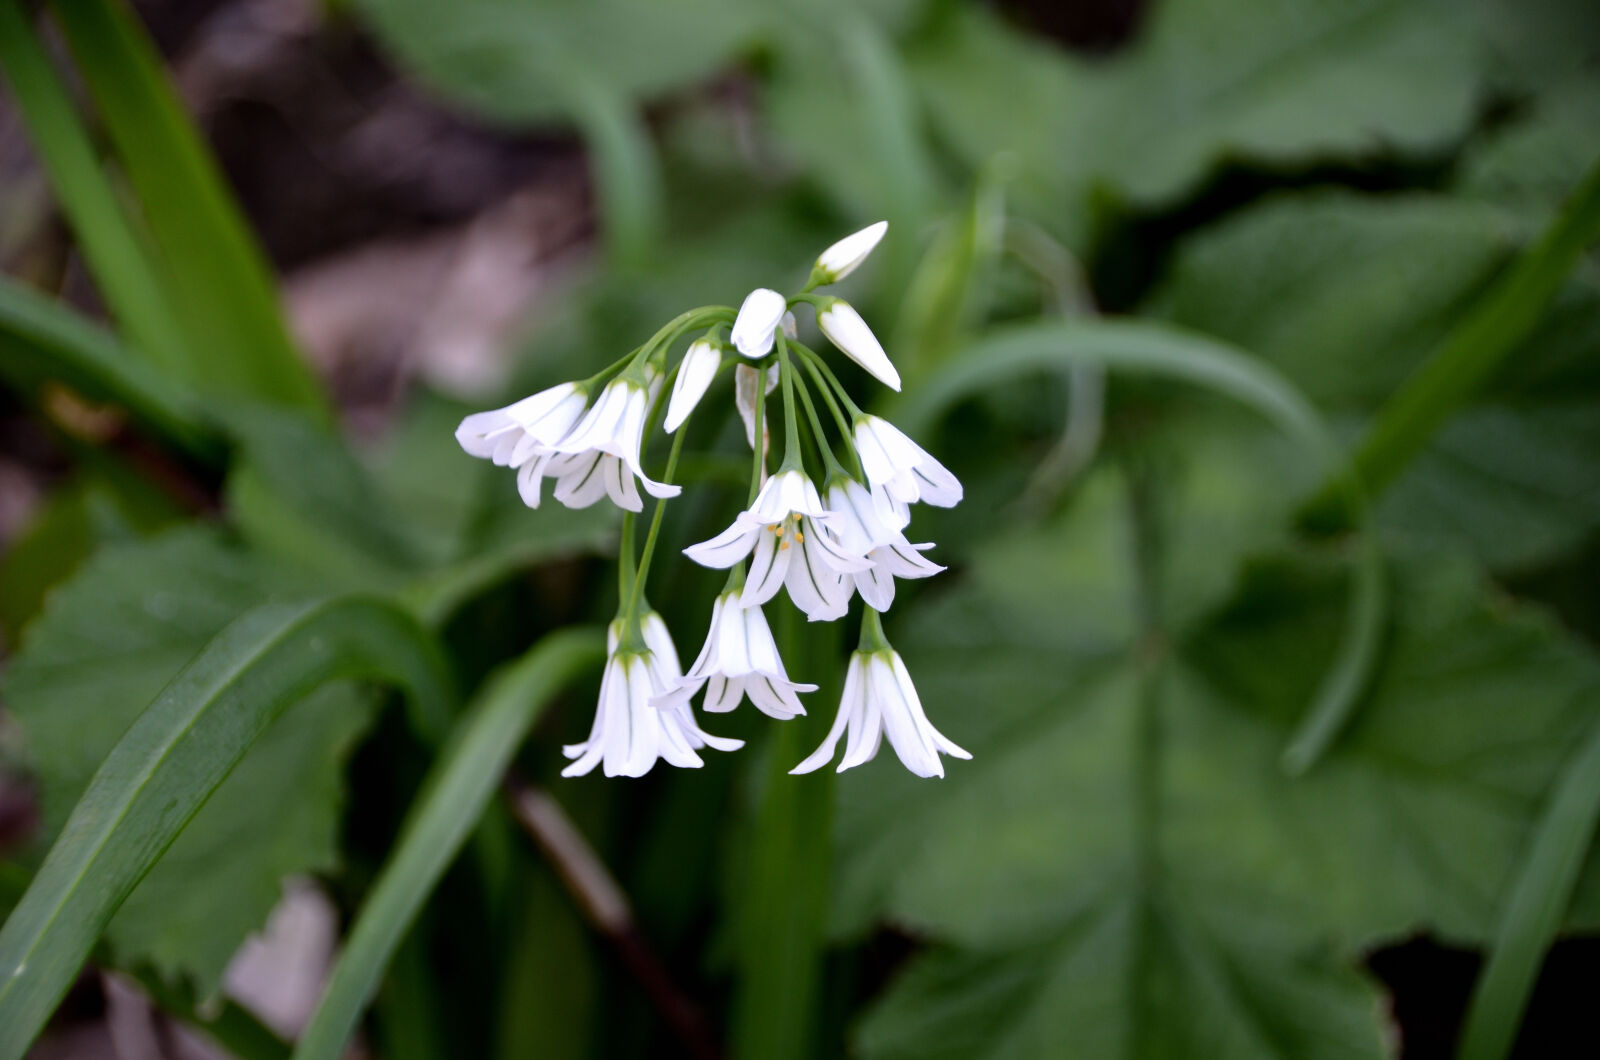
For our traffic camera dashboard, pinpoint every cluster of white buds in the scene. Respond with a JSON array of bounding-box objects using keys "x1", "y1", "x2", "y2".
[{"x1": 457, "y1": 222, "x2": 969, "y2": 779}]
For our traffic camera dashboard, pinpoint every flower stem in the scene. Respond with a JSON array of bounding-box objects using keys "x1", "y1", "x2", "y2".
[
  {"x1": 748, "y1": 361, "x2": 767, "y2": 506},
  {"x1": 857, "y1": 607, "x2": 891, "y2": 653},
  {"x1": 794, "y1": 341, "x2": 865, "y2": 420},
  {"x1": 775, "y1": 333, "x2": 804, "y2": 472},
  {"x1": 624, "y1": 426, "x2": 689, "y2": 626},
  {"x1": 792, "y1": 368, "x2": 850, "y2": 481},
  {"x1": 794, "y1": 347, "x2": 865, "y2": 481}
]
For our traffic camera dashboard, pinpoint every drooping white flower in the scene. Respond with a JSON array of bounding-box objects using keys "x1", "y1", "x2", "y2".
[
  {"x1": 853, "y1": 414, "x2": 962, "y2": 508},
  {"x1": 455, "y1": 381, "x2": 588, "y2": 468},
  {"x1": 563, "y1": 614, "x2": 742, "y2": 778},
  {"x1": 817, "y1": 298, "x2": 900, "y2": 392},
  {"x1": 734, "y1": 362, "x2": 778, "y2": 451},
  {"x1": 664, "y1": 339, "x2": 722, "y2": 433},
  {"x1": 811, "y1": 221, "x2": 888, "y2": 286},
  {"x1": 654, "y1": 591, "x2": 815, "y2": 719},
  {"x1": 824, "y1": 478, "x2": 944, "y2": 611},
  {"x1": 791, "y1": 649, "x2": 969, "y2": 778},
  {"x1": 682, "y1": 468, "x2": 870, "y2": 620},
  {"x1": 730, "y1": 288, "x2": 788, "y2": 359},
  {"x1": 528, "y1": 369, "x2": 681, "y2": 513}
]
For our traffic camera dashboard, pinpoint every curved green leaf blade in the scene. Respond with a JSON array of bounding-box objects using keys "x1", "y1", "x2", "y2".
[
  {"x1": 47, "y1": 0, "x2": 326, "y2": 413},
  {"x1": 900, "y1": 318, "x2": 1385, "y2": 771},
  {"x1": 1456, "y1": 718, "x2": 1600, "y2": 1060},
  {"x1": 293, "y1": 628, "x2": 603, "y2": 1060},
  {"x1": 0, "y1": 596, "x2": 455, "y2": 1060},
  {"x1": 0, "y1": 0, "x2": 190, "y2": 372}
]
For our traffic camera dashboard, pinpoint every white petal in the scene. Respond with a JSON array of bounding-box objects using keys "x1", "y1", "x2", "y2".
[
  {"x1": 665, "y1": 341, "x2": 722, "y2": 433},
  {"x1": 552, "y1": 451, "x2": 609, "y2": 509},
  {"x1": 731, "y1": 288, "x2": 787, "y2": 358},
  {"x1": 603, "y1": 454, "x2": 643, "y2": 513},
  {"x1": 716, "y1": 595, "x2": 754, "y2": 674},
  {"x1": 815, "y1": 221, "x2": 887, "y2": 284},
  {"x1": 819, "y1": 301, "x2": 900, "y2": 391},
  {"x1": 786, "y1": 528, "x2": 852, "y2": 621},
  {"x1": 855, "y1": 563, "x2": 896, "y2": 612},
  {"x1": 741, "y1": 527, "x2": 791, "y2": 608},
  {"x1": 745, "y1": 672, "x2": 807, "y2": 719},
  {"x1": 551, "y1": 380, "x2": 630, "y2": 456},
  {"x1": 703, "y1": 674, "x2": 744, "y2": 713},
  {"x1": 876, "y1": 542, "x2": 945, "y2": 579},
  {"x1": 735, "y1": 363, "x2": 779, "y2": 451},
  {"x1": 516, "y1": 453, "x2": 555, "y2": 508},
  {"x1": 791, "y1": 655, "x2": 866, "y2": 774},
  {"x1": 684, "y1": 518, "x2": 761, "y2": 569},
  {"x1": 803, "y1": 516, "x2": 874, "y2": 573}
]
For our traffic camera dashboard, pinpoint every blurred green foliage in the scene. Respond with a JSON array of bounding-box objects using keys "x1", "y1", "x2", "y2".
[{"x1": 1, "y1": 0, "x2": 1598, "y2": 1058}]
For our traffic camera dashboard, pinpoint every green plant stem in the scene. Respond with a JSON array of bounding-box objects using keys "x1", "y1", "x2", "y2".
[
  {"x1": 732, "y1": 605, "x2": 836, "y2": 1060},
  {"x1": 623, "y1": 427, "x2": 689, "y2": 628},
  {"x1": 795, "y1": 343, "x2": 865, "y2": 420},
  {"x1": 792, "y1": 367, "x2": 851, "y2": 480},
  {"x1": 1455, "y1": 717, "x2": 1600, "y2": 1060},
  {"x1": 1304, "y1": 154, "x2": 1600, "y2": 525},
  {"x1": 749, "y1": 364, "x2": 768, "y2": 504},
  {"x1": 776, "y1": 335, "x2": 805, "y2": 470}
]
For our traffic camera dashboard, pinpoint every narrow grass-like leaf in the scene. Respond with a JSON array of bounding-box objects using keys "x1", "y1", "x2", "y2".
[
  {"x1": 1306, "y1": 154, "x2": 1600, "y2": 522},
  {"x1": 47, "y1": 0, "x2": 326, "y2": 413},
  {"x1": 0, "y1": 597, "x2": 454, "y2": 1060},
  {"x1": 293, "y1": 628, "x2": 603, "y2": 1060},
  {"x1": 0, "y1": 276, "x2": 217, "y2": 463},
  {"x1": 0, "y1": 0, "x2": 190, "y2": 372},
  {"x1": 900, "y1": 318, "x2": 1385, "y2": 773},
  {"x1": 1456, "y1": 717, "x2": 1600, "y2": 1060}
]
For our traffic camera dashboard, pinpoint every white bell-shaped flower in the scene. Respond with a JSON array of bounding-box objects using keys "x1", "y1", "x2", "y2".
[
  {"x1": 664, "y1": 339, "x2": 722, "y2": 433},
  {"x1": 817, "y1": 298, "x2": 900, "y2": 392},
  {"x1": 730, "y1": 288, "x2": 788, "y2": 359},
  {"x1": 682, "y1": 468, "x2": 870, "y2": 621},
  {"x1": 455, "y1": 381, "x2": 588, "y2": 468},
  {"x1": 531, "y1": 369, "x2": 681, "y2": 513},
  {"x1": 852, "y1": 414, "x2": 962, "y2": 508},
  {"x1": 654, "y1": 592, "x2": 815, "y2": 719},
  {"x1": 791, "y1": 648, "x2": 969, "y2": 778},
  {"x1": 824, "y1": 478, "x2": 944, "y2": 612},
  {"x1": 563, "y1": 614, "x2": 742, "y2": 778},
  {"x1": 811, "y1": 221, "x2": 887, "y2": 286}
]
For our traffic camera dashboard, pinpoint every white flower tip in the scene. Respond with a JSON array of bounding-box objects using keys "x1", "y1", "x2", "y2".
[
  {"x1": 815, "y1": 221, "x2": 888, "y2": 284},
  {"x1": 731, "y1": 288, "x2": 788, "y2": 359},
  {"x1": 664, "y1": 341, "x2": 721, "y2": 433},
  {"x1": 819, "y1": 302, "x2": 901, "y2": 391}
]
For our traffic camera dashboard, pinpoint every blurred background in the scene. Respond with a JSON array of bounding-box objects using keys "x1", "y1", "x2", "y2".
[{"x1": 1, "y1": 0, "x2": 1599, "y2": 1057}]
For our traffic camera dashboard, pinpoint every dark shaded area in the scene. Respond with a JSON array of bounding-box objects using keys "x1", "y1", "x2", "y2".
[
  {"x1": 996, "y1": 0, "x2": 1150, "y2": 54},
  {"x1": 1369, "y1": 935, "x2": 1600, "y2": 1059}
]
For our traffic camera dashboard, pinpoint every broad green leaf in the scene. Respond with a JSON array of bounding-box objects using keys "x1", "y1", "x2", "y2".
[
  {"x1": 3, "y1": 530, "x2": 408, "y2": 994},
  {"x1": 899, "y1": 318, "x2": 1385, "y2": 771},
  {"x1": 0, "y1": 578, "x2": 452, "y2": 1060},
  {"x1": 858, "y1": 896, "x2": 1389, "y2": 1060},
  {"x1": 906, "y1": 0, "x2": 1484, "y2": 245},
  {"x1": 1148, "y1": 188, "x2": 1600, "y2": 568},
  {"x1": 1458, "y1": 74, "x2": 1600, "y2": 227},
  {"x1": 294, "y1": 628, "x2": 602, "y2": 1060},
  {"x1": 350, "y1": 0, "x2": 762, "y2": 124},
  {"x1": 224, "y1": 404, "x2": 425, "y2": 590},
  {"x1": 49, "y1": 0, "x2": 325, "y2": 413},
  {"x1": 834, "y1": 472, "x2": 1600, "y2": 1056}
]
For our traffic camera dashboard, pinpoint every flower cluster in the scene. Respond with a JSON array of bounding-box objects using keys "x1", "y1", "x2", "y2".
[{"x1": 457, "y1": 222, "x2": 969, "y2": 778}]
